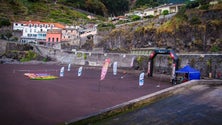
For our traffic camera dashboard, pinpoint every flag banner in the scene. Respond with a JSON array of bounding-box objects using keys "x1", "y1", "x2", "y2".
[
  {"x1": 113, "y1": 61, "x2": 118, "y2": 75},
  {"x1": 60, "y1": 67, "x2": 65, "y2": 77},
  {"x1": 139, "y1": 72, "x2": 145, "y2": 86},
  {"x1": 172, "y1": 63, "x2": 176, "y2": 79},
  {"x1": 78, "y1": 66, "x2": 83, "y2": 77},
  {"x1": 147, "y1": 61, "x2": 151, "y2": 75},
  {"x1": 24, "y1": 73, "x2": 58, "y2": 80},
  {"x1": 68, "y1": 64, "x2": 71, "y2": 71},
  {"x1": 130, "y1": 57, "x2": 135, "y2": 67},
  {"x1": 100, "y1": 58, "x2": 111, "y2": 80}
]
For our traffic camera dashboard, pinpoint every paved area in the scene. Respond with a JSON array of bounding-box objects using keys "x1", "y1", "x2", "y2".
[
  {"x1": 95, "y1": 84, "x2": 222, "y2": 125},
  {"x1": 0, "y1": 64, "x2": 171, "y2": 125}
]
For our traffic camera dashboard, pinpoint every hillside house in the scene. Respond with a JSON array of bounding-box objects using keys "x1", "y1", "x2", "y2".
[
  {"x1": 125, "y1": 11, "x2": 144, "y2": 18},
  {"x1": 62, "y1": 26, "x2": 80, "y2": 46},
  {"x1": 13, "y1": 21, "x2": 65, "y2": 44},
  {"x1": 143, "y1": 8, "x2": 157, "y2": 17},
  {"x1": 46, "y1": 29, "x2": 62, "y2": 46},
  {"x1": 144, "y1": 3, "x2": 184, "y2": 16},
  {"x1": 134, "y1": 10, "x2": 144, "y2": 17}
]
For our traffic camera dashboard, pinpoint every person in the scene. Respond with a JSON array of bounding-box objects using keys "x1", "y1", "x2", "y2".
[{"x1": 182, "y1": 73, "x2": 188, "y2": 82}]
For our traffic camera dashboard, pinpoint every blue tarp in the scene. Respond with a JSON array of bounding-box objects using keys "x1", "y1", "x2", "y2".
[{"x1": 175, "y1": 65, "x2": 200, "y2": 80}]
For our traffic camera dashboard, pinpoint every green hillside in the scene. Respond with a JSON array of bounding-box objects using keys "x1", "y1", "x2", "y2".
[
  {"x1": 0, "y1": 0, "x2": 189, "y2": 25},
  {"x1": 0, "y1": 0, "x2": 93, "y2": 24}
]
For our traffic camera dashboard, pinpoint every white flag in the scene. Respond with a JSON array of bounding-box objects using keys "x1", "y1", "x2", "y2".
[
  {"x1": 68, "y1": 64, "x2": 71, "y2": 71},
  {"x1": 139, "y1": 72, "x2": 145, "y2": 86},
  {"x1": 60, "y1": 67, "x2": 65, "y2": 77},
  {"x1": 78, "y1": 66, "x2": 83, "y2": 77},
  {"x1": 113, "y1": 61, "x2": 118, "y2": 75},
  {"x1": 130, "y1": 57, "x2": 135, "y2": 67}
]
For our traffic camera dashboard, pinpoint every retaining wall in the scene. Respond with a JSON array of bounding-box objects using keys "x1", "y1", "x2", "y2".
[
  {"x1": 1, "y1": 41, "x2": 221, "y2": 78},
  {"x1": 34, "y1": 45, "x2": 222, "y2": 78}
]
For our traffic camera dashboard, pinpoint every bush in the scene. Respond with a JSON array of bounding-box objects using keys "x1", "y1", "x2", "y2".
[
  {"x1": 83, "y1": 53, "x2": 87, "y2": 60},
  {"x1": 20, "y1": 50, "x2": 37, "y2": 62},
  {"x1": 210, "y1": 45, "x2": 220, "y2": 52},
  {"x1": 199, "y1": 4, "x2": 209, "y2": 10},
  {"x1": 0, "y1": 17, "x2": 11, "y2": 28},
  {"x1": 130, "y1": 15, "x2": 141, "y2": 21},
  {"x1": 189, "y1": 17, "x2": 201, "y2": 25},
  {"x1": 98, "y1": 23, "x2": 115, "y2": 28},
  {"x1": 97, "y1": 23, "x2": 115, "y2": 31},
  {"x1": 175, "y1": 6, "x2": 188, "y2": 21},
  {"x1": 162, "y1": 10, "x2": 169, "y2": 16},
  {"x1": 186, "y1": 1, "x2": 199, "y2": 9}
]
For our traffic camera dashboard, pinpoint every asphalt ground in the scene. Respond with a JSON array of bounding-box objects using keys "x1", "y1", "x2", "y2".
[
  {"x1": 94, "y1": 84, "x2": 222, "y2": 125},
  {"x1": 0, "y1": 64, "x2": 171, "y2": 125}
]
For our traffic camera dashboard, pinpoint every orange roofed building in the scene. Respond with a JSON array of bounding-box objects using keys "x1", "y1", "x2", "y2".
[{"x1": 46, "y1": 29, "x2": 62, "y2": 46}]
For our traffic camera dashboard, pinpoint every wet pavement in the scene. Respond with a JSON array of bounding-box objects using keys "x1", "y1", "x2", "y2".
[{"x1": 95, "y1": 84, "x2": 222, "y2": 125}]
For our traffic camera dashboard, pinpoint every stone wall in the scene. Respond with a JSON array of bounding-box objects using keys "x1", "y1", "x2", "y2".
[
  {"x1": 1, "y1": 42, "x2": 221, "y2": 78},
  {"x1": 0, "y1": 40, "x2": 7, "y2": 56},
  {"x1": 34, "y1": 45, "x2": 222, "y2": 79}
]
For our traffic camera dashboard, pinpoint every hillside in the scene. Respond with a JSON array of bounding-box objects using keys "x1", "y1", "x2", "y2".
[
  {"x1": 96, "y1": 2, "x2": 222, "y2": 53},
  {"x1": 0, "y1": 0, "x2": 95, "y2": 24},
  {"x1": 0, "y1": 0, "x2": 188, "y2": 24}
]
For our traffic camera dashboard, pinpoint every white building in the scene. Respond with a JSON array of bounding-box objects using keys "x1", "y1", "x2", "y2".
[
  {"x1": 143, "y1": 8, "x2": 157, "y2": 17},
  {"x1": 62, "y1": 26, "x2": 80, "y2": 46},
  {"x1": 13, "y1": 21, "x2": 65, "y2": 44},
  {"x1": 144, "y1": 3, "x2": 184, "y2": 17}
]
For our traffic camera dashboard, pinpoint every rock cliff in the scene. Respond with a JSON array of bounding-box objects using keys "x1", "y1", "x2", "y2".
[{"x1": 96, "y1": 4, "x2": 222, "y2": 53}]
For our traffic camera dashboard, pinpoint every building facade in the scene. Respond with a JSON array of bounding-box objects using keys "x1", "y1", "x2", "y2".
[
  {"x1": 13, "y1": 21, "x2": 65, "y2": 44},
  {"x1": 46, "y1": 29, "x2": 62, "y2": 46}
]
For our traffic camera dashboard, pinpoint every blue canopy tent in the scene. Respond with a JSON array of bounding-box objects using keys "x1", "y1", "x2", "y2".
[{"x1": 175, "y1": 65, "x2": 201, "y2": 80}]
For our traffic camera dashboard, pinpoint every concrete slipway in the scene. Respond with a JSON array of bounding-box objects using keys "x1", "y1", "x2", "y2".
[{"x1": 67, "y1": 80, "x2": 222, "y2": 125}]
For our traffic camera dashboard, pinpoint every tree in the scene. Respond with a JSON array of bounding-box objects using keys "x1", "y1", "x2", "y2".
[
  {"x1": 101, "y1": 0, "x2": 129, "y2": 16},
  {"x1": 162, "y1": 10, "x2": 169, "y2": 16},
  {"x1": 85, "y1": 0, "x2": 108, "y2": 16},
  {"x1": 131, "y1": 15, "x2": 141, "y2": 21},
  {"x1": 135, "y1": 0, "x2": 168, "y2": 8},
  {"x1": 0, "y1": 18, "x2": 11, "y2": 28},
  {"x1": 185, "y1": 0, "x2": 199, "y2": 9}
]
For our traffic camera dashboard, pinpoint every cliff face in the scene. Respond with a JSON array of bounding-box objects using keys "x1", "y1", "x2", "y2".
[{"x1": 97, "y1": 4, "x2": 222, "y2": 53}]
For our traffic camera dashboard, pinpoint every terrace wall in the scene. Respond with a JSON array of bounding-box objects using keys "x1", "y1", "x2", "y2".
[{"x1": 34, "y1": 45, "x2": 222, "y2": 79}]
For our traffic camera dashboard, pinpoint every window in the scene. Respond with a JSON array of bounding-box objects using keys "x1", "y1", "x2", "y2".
[
  {"x1": 30, "y1": 29, "x2": 32, "y2": 32},
  {"x1": 15, "y1": 23, "x2": 18, "y2": 26},
  {"x1": 52, "y1": 38, "x2": 54, "y2": 42},
  {"x1": 50, "y1": 24, "x2": 54, "y2": 28},
  {"x1": 48, "y1": 38, "x2": 51, "y2": 42},
  {"x1": 40, "y1": 29, "x2": 43, "y2": 32},
  {"x1": 56, "y1": 38, "x2": 59, "y2": 42}
]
